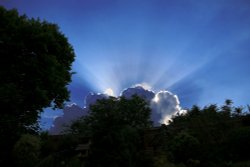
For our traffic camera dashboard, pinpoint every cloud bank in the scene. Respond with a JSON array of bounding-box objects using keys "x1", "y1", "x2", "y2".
[{"x1": 49, "y1": 85, "x2": 185, "y2": 134}]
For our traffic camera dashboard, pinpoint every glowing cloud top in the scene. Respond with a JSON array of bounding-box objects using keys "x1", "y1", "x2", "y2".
[{"x1": 49, "y1": 85, "x2": 186, "y2": 134}]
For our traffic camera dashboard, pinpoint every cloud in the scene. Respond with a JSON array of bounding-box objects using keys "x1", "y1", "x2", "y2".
[
  {"x1": 49, "y1": 84, "x2": 185, "y2": 134},
  {"x1": 121, "y1": 85, "x2": 185, "y2": 125},
  {"x1": 104, "y1": 88, "x2": 114, "y2": 96},
  {"x1": 133, "y1": 83, "x2": 152, "y2": 90},
  {"x1": 151, "y1": 90, "x2": 185, "y2": 125},
  {"x1": 121, "y1": 86, "x2": 155, "y2": 103},
  {"x1": 49, "y1": 93, "x2": 108, "y2": 135},
  {"x1": 49, "y1": 104, "x2": 86, "y2": 135},
  {"x1": 85, "y1": 92, "x2": 108, "y2": 107}
]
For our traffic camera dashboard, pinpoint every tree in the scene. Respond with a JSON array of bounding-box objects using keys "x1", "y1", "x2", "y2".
[
  {"x1": 0, "y1": 6, "x2": 75, "y2": 166},
  {"x1": 165, "y1": 100, "x2": 250, "y2": 167},
  {"x1": 70, "y1": 95, "x2": 152, "y2": 167},
  {"x1": 168, "y1": 131, "x2": 200, "y2": 164},
  {"x1": 13, "y1": 134, "x2": 41, "y2": 167}
]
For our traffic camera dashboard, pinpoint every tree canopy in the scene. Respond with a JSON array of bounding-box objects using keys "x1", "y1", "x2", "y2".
[
  {"x1": 69, "y1": 95, "x2": 152, "y2": 167},
  {"x1": 23, "y1": 99, "x2": 250, "y2": 167},
  {"x1": 161, "y1": 100, "x2": 250, "y2": 167},
  {"x1": 0, "y1": 6, "x2": 75, "y2": 166},
  {"x1": 13, "y1": 134, "x2": 41, "y2": 167}
]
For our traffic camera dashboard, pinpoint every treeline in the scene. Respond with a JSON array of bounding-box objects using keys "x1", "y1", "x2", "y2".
[
  {"x1": 154, "y1": 100, "x2": 250, "y2": 167},
  {"x1": 1, "y1": 6, "x2": 250, "y2": 167},
  {"x1": 12, "y1": 97, "x2": 250, "y2": 167}
]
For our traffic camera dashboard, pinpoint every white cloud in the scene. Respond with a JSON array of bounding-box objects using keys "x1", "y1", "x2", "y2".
[
  {"x1": 151, "y1": 90, "x2": 185, "y2": 125},
  {"x1": 121, "y1": 86, "x2": 186, "y2": 125},
  {"x1": 104, "y1": 88, "x2": 114, "y2": 96},
  {"x1": 49, "y1": 84, "x2": 186, "y2": 134},
  {"x1": 66, "y1": 103, "x2": 77, "y2": 107},
  {"x1": 133, "y1": 83, "x2": 152, "y2": 91}
]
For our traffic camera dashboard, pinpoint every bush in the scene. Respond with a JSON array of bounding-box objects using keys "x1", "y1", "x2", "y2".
[{"x1": 13, "y1": 134, "x2": 41, "y2": 167}]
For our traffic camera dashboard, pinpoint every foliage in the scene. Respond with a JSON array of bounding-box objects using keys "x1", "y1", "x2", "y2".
[
  {"x1": 231, "y1": 160, "x2": 250, "y2": 167},
  {"x1": 153, "y1": 153, "x2": 187, "y2": 167},
  {"x1": 37, "y1": 155, "x2": 84, "y2": 167},
  {"x1": 13, "y1": 134, "x2": 41, "y2": 167},
  {"x1": 37, "y1": 132, "x2": 82, "y2": 167},
  {"x1": 164, "y1": 100, "x2": 250, "y2": 167},
  {"x1": 70, "y1": 95, "x2": 152, "y2": 167},
  {"x1": 168, "y1": 131, "x2": 200, "y2": 164},
  {"x1": 35, "y1": 99, "x2": 250, "y2": 167},
  {"x1": 0, "y1": 6, "x2": 75, "y2": 166}
]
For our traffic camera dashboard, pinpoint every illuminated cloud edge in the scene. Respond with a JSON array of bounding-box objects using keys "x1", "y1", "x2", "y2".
[{"x1": 49, "y1": 84, "x2": 186, "y2": 134}]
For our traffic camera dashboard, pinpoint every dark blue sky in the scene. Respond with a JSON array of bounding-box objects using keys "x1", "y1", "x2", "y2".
[{"x1": 2, "y1": 0, "x2": 250, "y2": 113}]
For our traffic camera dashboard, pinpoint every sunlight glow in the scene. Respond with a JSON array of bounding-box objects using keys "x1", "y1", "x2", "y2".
[
  {"x1": 152, "y1": 94, "x2": 159, "y2": 103},
  {"x1": 104, "y1": 88, "x2": 114, "y2": 96},
  {"x1": 134, "y1": 83, "x2": 152, "y2": 90},
  {"x1": 76, "y1": 46, "x2": 212, "y2": 96},
  {"x1": 74, "y1": 7, "x2": 241, "y2": 96}
]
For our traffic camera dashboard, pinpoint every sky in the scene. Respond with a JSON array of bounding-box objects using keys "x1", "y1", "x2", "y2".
[{"x1": 1, "y1": 0, "x2": 250, "y2": 128}]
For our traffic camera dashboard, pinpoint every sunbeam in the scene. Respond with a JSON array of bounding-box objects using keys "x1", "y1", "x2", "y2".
[{"x1": 5, "y1": 0, "x2": 250, "y2": 129}]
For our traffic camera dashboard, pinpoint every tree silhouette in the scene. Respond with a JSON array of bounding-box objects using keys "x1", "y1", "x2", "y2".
[
  {"x1": 164, "y1": 100, "x2": 250, "y2": 167},
  {"x1": 13, "y1": 134, "x2": 41, "y2": 167},
  {"x1": 70, "y1": 95, "x2": 152, "y2": 167},
  {"x1": 0, "y1": 6, "x2": 75, "y2": 166}
]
